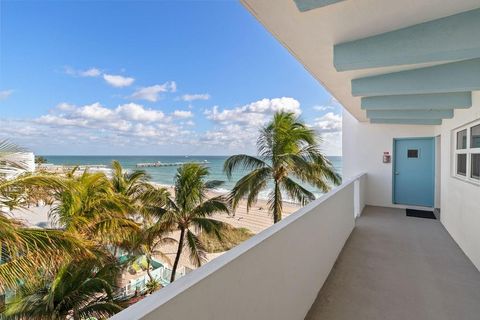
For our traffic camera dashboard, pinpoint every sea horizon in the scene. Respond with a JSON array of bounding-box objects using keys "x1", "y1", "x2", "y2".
[{"x1": 41, "y1": 155, "x2": 342, "y2": 199}]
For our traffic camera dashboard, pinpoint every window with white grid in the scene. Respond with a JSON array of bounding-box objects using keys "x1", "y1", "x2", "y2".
[{"x1": 453, "y1": 119, "x2": 480, "y2": 184}]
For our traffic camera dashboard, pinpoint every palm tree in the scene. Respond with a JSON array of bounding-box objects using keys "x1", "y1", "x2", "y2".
[
  {"x1": 2, "y1": 259, "x2": 123, "y2": 320},
  {"x1": 121, "y1": 202, "x2": 177, "y2": 283},
  {"x1": 157, "y1": 164, "x2": 230, "y2": 282},
  {"x1": 34, "y1": 156, "x2": 47, "y2": 165},
  {"x1": 110, "y1": 160, "x2": 151, "y2": 202},
  {"x1": 48, "y1": 170, "x2": 139, "y2": 245},
  {"x1": 224, "y1": 111, "x2": 341, "y2": 223},
  {"x1": 0, "y1": 141, "x2": 92, "y2": 291},
  {"x1": 108, "y1": 165, "x2": 177, "y2": 286},
  {"x1": 108, "y1": 160, "x2": 152, "y2": 255}
]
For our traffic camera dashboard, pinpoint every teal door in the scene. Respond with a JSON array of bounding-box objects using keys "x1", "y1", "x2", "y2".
[{"x1": 393, "y1": 138, "x2": 435, "y2": 207}]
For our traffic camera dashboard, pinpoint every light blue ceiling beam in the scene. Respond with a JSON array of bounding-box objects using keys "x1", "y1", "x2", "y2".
[
  {"x1": 334, "y1": 8, "x2": 480, "y2": 71},
  {"x1": 352, "y1": 58, "x2": 480, "y2": 97},
  {"x1": 370, "y1": 119, "x2": 442, "y2": 125},
  {"x1": 361, "y1": 92, "x2": 472, "y2": 110},
  {"x1": 367, "y1": 109, "x2": 453, "y2": 120},
  {"x1": 293, "y1": 0, "x2": 345, "y2": 12}
]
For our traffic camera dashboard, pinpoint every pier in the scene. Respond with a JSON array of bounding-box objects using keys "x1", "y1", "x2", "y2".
[{"x1": 136, "y1": 160, "x2": 209, "y2": 168}]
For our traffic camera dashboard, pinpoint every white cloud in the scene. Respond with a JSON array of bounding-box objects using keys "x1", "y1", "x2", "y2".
[
  {"x1": 201, "y1": 97, "x2": 302, "y2": 152},
  {"x1": 313, "y1": 105, "x2": 333, "y2": 111},
  {"x1": 319, "y1": 131, "x2": 342, "y2": 156},
  {"x1": 131, "y1": 81, "x2": 176, "y2": 102},
  {"x1": 79, "y1": 68, "x2": 101, "y2": 77},
  {"x1": 2, "y1": 94, "x2": 343, "y2": 155},
  {"x1": 200, "y1": 97, "x2": 342, "y2": 155},
  {"x1": 28, "y1": 97, "x2": 304, "y2": 153},
  {"x1": 103, "y1": 74, "x2": 135, "y2": 87},
  {"x1": 131, "y1": 123, "x2": 162, "y2": 137},
  {"x1": 179, "y1": 93, "x2": 210, "y2": 102},
  {"x1": 17, "y1": 102, "x2": 193, "y2": 151},
  {"x1": 36, "y1": 115, "x2": 88, "y2": 127},
  {"x1": 75, "y1": 103, "x2": 114, "y2": 120},
  {"x1": 64, "y1": 66, "x2": 101, "y2": 78},
  {"x1": 313, "y1": 96, "x2": 343, "y2": 112},
  {"x1": 0, "y1": 90, "x2": 13, "y2": 100},
  {"x1": 109, "y1": 119, "x2": 132, "y2": 131},
  {"x1": 36, "y1": 102, "x2": 166, "y2": 127},
  {"x1": 56, "y1": 102, "x2": 75, "y2": 111},
  {"x1": 173, "y1": 110, "x2": 193, "y2": 118},
  {"x1": 116, "y1": 103, "x2": 165, "y2": 122},
  {"x1": 313, "y1": 112, "x2": 342, "y2": 133},
  {"x1": 169, "y1": 81, "x2": 177, "y2": 93},
  {"x1": 205, "y1": 97, "x2": 301, "y2": 126},
  {"x1": 246, "y1": 97, "x2": 301, "y2": 114}
]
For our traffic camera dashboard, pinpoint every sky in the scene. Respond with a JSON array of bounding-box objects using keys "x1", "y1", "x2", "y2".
[{"x1": 0, "y1": 0, "x2": 342, "y2": 156}]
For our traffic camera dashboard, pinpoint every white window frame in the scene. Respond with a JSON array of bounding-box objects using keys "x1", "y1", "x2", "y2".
[{"x1": 453, "y1": 119, "x2": 480, "y2": 185}]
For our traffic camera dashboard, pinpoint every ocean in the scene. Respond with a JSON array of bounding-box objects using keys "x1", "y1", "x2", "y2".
[{"x1": 43, "y1": 155, "x2": 342, "y2": 199}]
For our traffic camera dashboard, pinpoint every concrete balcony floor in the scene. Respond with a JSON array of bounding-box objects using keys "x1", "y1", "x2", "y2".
[{"x1": 306, "y1": 206, "x2": 480, "y2": 320}]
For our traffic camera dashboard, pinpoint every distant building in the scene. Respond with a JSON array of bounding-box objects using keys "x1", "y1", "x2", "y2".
[{"x1": 0, "y1": 152, "x2": 35, "y2": 179}]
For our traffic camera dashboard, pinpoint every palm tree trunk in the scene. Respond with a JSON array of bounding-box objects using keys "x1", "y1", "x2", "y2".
[
  {"x1": 170, "y1": 227, "x2": 185, "y2": 282},
  {"x1": 273, "y1": 181, "x2": 282, "y2": 223},
  {"x1": 146, "y1": 254, "x2": 153, "y2": 282},
  {"x1": 72, "y1": 309, "x2": 80, "y2": 320},
  {"x1": 0, "y1": 242, "x2": 9, "y2": 264},
  {"x1": 0, "y1": 292, "x2": 5, "y2": 309}
]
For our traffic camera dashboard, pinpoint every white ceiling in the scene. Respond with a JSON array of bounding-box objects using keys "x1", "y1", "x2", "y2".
[{"x1": 240, "y1": 0, "x2": 480, "y2": 121}]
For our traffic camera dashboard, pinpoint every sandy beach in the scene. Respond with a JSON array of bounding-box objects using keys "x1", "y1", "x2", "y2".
[
  {"x1": 9, "y1": 186, "x2": 301, "y2": 272},
  {"x1": 150, "y1": 186, "x2": 300, "y2": 270}
]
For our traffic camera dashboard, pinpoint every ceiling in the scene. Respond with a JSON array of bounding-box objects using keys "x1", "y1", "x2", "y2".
[{"x1": 240, "y1": 0, "x2": 480, "y2": 124}]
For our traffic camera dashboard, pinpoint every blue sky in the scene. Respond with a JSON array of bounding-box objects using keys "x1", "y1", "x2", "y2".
[{"x1": 0, "y1": 0, "x2": 342, "y2": 156}]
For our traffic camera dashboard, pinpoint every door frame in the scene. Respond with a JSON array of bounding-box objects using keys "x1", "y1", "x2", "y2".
[{"x1": 392, "y1": 137, "x2": 436, "y2": 207}]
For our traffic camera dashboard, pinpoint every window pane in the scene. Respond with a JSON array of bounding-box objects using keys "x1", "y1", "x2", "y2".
[
  {"x1": 408, "y1": 149, "x2": 419, "y2": 158},
  {"x1": 457, "y1": 129, "x2": 467, "y2": 149},
  {"x1": 471, "y1": 124, "x2": 480, "y2": 148},
  {"x1": 472, "y1": 154, "x2": 480, "y2": 180},
  {"x1": 457, "y1": 154, "x2": 467, "y2": 176}
]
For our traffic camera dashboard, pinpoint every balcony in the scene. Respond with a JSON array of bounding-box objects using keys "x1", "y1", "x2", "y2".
[
  {"x1": 111, "y1": 173, "x2": 480, "y2": 320},
  {"x1": 306, "y1": 206, "x2": 480, "y2": 319}
]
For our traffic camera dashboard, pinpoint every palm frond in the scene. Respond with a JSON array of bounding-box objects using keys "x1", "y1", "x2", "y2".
[
  {"x1": 0, "y1": 227, "x2": 93, "y2": 291},
  {"x1": 204, "y1": 179, "x2": 224, "y2": 190},
  {"x1": 228, "y1": 167, "x2": 271, "y2": 211},
  {"x1": 0, "y1": 139, "x2": 28, "y2": 172},
  {"x1": 77, "y1": 301, "x2": 123, "y2": 319},
  {"x1": 192, "y1": 217, "x2": 230, "y2": 241},
  {"x1": 3, "y1": 259, "x2": 122, "y2": 319},
  {"x1": 185, "y1": 229, "x2": 206, "y2": 267},
  {"x1": 174, "y1": 163, "x2": 210, "y2": 212},
  {"x1": 223, "y1": 154, "x2": 269, "y2": 180},
  {"x1": 227, "y1": 111, "x2": 341, "y2": 223},
  {"x1": 281, "y1": 177, "x2": 315, "y2": 206},
  {"x1": 192, "y1": 196, "x2": 229, "y2": 218}
]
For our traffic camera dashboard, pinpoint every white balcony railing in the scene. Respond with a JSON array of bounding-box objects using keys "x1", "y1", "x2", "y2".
[{"x1": 111, "y1": 173, "x2": 367, "y2": 320}]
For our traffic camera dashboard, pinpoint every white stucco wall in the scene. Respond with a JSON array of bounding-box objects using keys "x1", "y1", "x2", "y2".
[
  {"x1": 434, "y1": 135, "x2": 442, "y2": 210},
  {"x1": 111, "y1": 176, "x2": 362, "y2": 320},
  {"x1": 435, "y1": 91, "x2": 480, "y2": 270},
  {"x1": 342, "y1": 111, "x2": 436, "y2": 208}
]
